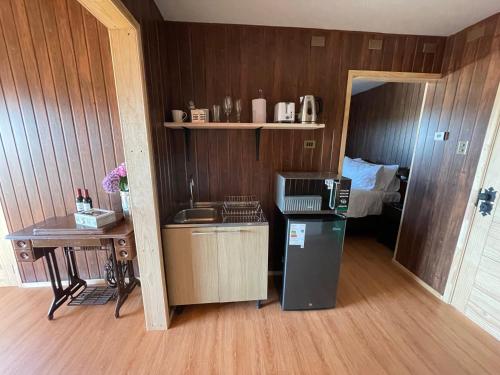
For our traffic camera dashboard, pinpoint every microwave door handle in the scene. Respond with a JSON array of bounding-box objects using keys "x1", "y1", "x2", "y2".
[
  {"x1": 324, "y1": 179, "x2": 336, "y2": 210},
  {"x1": 329, "y1": 181, "x2": 339, "y2": 210}
]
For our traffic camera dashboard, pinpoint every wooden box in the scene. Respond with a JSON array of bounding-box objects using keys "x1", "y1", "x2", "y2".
[
  {"x1": 74, "y1": 209, "x2": 117, "y2": 228},
  {"x1": 190, "y1": 109, "x2": 209, "y2": 123}
]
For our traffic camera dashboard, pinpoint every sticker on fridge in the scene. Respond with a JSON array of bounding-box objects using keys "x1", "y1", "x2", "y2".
[{"x1": 289, "y1": 223, "x2": 306, "y2": 248}]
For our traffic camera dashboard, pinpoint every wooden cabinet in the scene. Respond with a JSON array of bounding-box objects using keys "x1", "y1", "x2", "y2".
[
  {"x1": 217, "y1": 227, "x2": 268, "y2": 302},
  {"x1": 163, "y1": 227, "x2": 219, "y2": 305},
  {"x1": 162, "y1": 225, "x2": 268, "y2": 306}
]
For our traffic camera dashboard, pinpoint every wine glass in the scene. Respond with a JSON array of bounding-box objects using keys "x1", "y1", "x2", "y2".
[
  {"x1": 235, "y1": 99, "x2": 242, "y2": 122},
  {"x1": 223, "y1": 96, "x2": 233, "y2": 122}
]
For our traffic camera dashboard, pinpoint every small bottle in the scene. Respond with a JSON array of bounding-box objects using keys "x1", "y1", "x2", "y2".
[
  {"x1": 75, "y1": 188, "x2": 84, "y2": 212},
  {"x1": 83, "y1": 189, "x2": 93, "y2": 211}
]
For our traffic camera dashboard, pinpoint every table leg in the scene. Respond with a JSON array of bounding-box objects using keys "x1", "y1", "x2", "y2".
[
  {"x1": 127, "y1": 260, "x2": 141, "y2": 287},
  {"x1": 64, "y1": 247, "x2": 87, "y2": 295},
  {"x1": 45, "y1": 249, "x2": 66, "y2": 320},
  {"x1": 110, "y1": 244, "x2": 140, "y2": 318},
  {"x1": 45, "y1": 248, "x2": 86, "y2": 320}
]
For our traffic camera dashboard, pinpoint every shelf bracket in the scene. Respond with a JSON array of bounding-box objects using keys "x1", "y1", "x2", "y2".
[
  {"x1": 183, "y1": 127, "x2": 191, "y2": 162},
  {"x1": 255, "y1": 127, "x2": 262, "y2": 161}
]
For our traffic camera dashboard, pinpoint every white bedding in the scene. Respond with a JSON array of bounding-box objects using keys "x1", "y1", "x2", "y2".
[{"x1": 346, "y1": 189, "x2": 401, "y2": 218}]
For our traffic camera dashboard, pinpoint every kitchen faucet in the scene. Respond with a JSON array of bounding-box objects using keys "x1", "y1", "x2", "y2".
[{"x1": 189, "y1": 176, "x2": 195, "y2": 208}]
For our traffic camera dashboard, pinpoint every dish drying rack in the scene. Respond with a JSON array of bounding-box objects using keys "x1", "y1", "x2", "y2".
[{"x1": 222, "y1": 196, "x2": 266, "y2": 223}]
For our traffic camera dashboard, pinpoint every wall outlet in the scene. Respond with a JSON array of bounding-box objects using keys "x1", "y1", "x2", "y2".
[
  {"x1": 434, "y1": 131, "x2": 449, "y2": 141},
  {"x1": 457, "y1": 140, "x2": 469, "y2": 155},
  {"x1": 304, "y1": 140, "x2": 316, "y2": 149}
]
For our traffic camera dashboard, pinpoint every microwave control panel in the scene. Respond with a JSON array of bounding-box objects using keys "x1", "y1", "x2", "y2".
[{"x1": 335, "y1": 178, "x2": 351, "y2": 213}]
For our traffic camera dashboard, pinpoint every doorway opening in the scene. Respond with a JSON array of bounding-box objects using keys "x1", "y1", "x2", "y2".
[{"x1": 339, "y1": 71, "x2": 439, "y2": 262}]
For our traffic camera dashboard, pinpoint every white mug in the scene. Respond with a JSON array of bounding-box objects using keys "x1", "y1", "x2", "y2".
[{"x1": 172, "y1": 110, "x2": 188, "y2": 123}]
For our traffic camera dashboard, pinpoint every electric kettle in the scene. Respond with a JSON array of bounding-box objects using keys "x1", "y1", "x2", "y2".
[{"x1": 299, "y1": 95, "x2": 323, "y2": 123}]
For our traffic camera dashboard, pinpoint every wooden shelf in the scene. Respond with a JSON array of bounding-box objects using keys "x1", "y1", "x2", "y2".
[
  {"x1": 164, "y1": 122, "x2": 325, "y2": 130},
  {"x1": 164, "y1": 122, "x2": 325, "y2": 161}
]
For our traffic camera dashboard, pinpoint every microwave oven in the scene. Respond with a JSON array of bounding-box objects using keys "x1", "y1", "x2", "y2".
[{"x1": 275, "y1": 172, "x2": 351, "y2": 214}]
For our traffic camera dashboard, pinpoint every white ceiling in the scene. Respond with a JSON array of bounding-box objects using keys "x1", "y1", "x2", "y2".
[
  {"x1": 153, "y1": 0, "x2": 499, "y2": 36},
  {"x1": 351, "y1": 80, "x2": 386, "y2": 96}
]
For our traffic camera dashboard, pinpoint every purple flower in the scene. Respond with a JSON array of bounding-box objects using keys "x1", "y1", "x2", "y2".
[
  {"x1": 102, "y1": 170, "x2": 120, "y2": 193},
  {"x1": 116, "y1": 162, "x2": 127, "y2": 177},
  {"x1": 102, "y1": 163, "x2": 128, "y2": 193}
]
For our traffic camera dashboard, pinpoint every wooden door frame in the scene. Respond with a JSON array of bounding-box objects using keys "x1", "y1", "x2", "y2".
[
  {"x1": 77, "y1": 0, "x2": 169, "y2": 330},
  {"x1": 443, "y1": 83, "x2": 500, "y2": 304},
  {"x1": 339, "y1": 70, "x2": 442, "y2": 294}
]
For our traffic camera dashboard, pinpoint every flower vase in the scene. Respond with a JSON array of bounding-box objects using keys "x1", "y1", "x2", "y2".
[{"x1": 120, "y1": 190, "x2": 131, "y2": 219}]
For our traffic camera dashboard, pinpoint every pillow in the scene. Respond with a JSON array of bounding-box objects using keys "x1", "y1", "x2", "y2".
[
  {"x1": 343, "y1": 157, "x2": 382, "y2": 190},
  {"x1": 354, "y1": 158, "x2": 399, "y2": 191}
]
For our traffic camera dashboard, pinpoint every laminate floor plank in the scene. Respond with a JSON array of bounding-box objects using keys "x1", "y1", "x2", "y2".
[{"x1": 0, "y1": 236, "x2": 499, "y2": 374}]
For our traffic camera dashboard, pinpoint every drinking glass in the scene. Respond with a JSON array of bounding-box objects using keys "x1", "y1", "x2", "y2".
[
  {"x1": 235, "y1": 99, "x2": 242, "y2": 122},
  {"x1": 223, "y1": 96, "x2": 233, "y2": 122},
  {"x1": 212, "y1": 104, "x2": 221, "y2": 122}
]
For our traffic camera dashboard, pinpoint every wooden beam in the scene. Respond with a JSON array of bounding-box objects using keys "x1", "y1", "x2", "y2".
[
  {"x1": 77, "y1": 0, "x2": 169, "y2": 330},
  {"x1": 349, "y1": 70, "x2": 442, "y2": 83},
  {"x1": 77, "y1": 0, "x2": 137, "y2": 29},
  {"x1": 109, "y1": 27, "x2": 169, "y2": 330}
]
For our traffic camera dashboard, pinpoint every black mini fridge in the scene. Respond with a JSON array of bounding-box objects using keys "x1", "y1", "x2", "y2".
[{"x1": 279, "y1": 213, "x2": 346, "y2": 310}]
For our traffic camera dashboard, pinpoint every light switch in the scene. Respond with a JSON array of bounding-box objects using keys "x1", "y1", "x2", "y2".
[
  {"x1": 434, "y1": 131, "x2": 449, "y2": 141},
  {"x1": 457, "y1": 140, "x2": 469, "y2": 155}
]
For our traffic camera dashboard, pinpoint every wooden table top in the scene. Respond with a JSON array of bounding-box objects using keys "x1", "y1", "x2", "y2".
[{"x1": 6, "y1": 214, "x2": 133, "y2": 240}]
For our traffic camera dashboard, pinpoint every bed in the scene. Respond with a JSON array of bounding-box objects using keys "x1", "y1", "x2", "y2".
[
  {"x1": 347, "y1": 189, "x2": 400, "y2": 218},
  {"x1": 342, "y1": 157, "x2": 404, "y2": 219}
]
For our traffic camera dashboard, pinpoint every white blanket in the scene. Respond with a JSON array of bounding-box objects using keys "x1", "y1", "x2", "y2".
[{"x1": 347, "y1": 189, "x2": 400, "y2": 218}]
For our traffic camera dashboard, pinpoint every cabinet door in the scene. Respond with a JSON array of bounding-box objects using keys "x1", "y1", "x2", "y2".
[
  {"x1": 162, "y1": 228, "x2": 219, "y2": 305},
  {"x1": 217, "y1": 226, "x2": 268, "y2": 302}
]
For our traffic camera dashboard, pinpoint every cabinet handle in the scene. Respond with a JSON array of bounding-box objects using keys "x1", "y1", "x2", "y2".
[
  {"x1": 191, "y1": 231, "x2": 216, "y2": 236},
  {"x1": 216, "y1": 229, "x2": 253, "y2": 233}
]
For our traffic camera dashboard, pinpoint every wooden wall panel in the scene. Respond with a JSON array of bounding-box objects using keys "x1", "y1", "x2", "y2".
[
  {"x1": 346, "y1": 82, "x2": 425, "y2": 167},
  {"x1": 396, "y1": 14, "x2": 500, "y2": 294},
  {"x1": 161, "y1": 22, "x2": 446, "y2": 268},
  {"x1": 0, "y1": 0, "x2": 123, "y2": 282}
]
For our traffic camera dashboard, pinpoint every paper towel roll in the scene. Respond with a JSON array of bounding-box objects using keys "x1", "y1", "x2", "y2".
[{"x1": 252, "y1": 98, "x2": 266, "y2": 123}]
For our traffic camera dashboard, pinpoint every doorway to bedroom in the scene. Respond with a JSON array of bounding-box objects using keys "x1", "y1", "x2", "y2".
[{"x1": 339, "y1": 71, "x2": 438, "y2": 256}]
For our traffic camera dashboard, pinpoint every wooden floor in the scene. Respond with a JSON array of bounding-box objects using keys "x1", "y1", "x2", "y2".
[{"x1": 1, "y1": 236, "x2": 499, "y2": 374}]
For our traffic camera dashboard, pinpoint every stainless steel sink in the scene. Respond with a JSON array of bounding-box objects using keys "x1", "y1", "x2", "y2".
[{"x1": 173, "y1": 207, "x2": 218, "y2": 224}]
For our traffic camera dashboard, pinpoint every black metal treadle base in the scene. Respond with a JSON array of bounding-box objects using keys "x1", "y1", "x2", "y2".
[{"x1": 68, "y1": 286, "x2": 116, "y2": 306}]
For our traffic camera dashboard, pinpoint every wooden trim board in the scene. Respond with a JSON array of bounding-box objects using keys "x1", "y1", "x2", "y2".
[
  {"x1": 77, "y1": 0, "x2": 169, "y2": 330},
  {"x1": 0, "y1": 200, "x2": 20, "y2": 287},
  {"x1": 392, "y1": 259, "x2": 443, "y2": 300},
  {"x1": 338, "y1": 70, "x2": 441, "y2": 174}
]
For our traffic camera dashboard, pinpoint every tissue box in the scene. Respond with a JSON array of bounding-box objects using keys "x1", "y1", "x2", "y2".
[{"x1": 74, "y1": 209, "x2": 117, "y2": 228}]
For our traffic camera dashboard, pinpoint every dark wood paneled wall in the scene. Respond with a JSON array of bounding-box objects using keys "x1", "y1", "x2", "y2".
[
  {"x1": 161, "y1": 22, "x2": 445, "y2": 268},
  {"x1": 346, "y1": 82, "x2": 425, "y2": 167},
  {"x1": 0, "y1": 0, "x2": 123, "y2": 282},
  {"x1": 396, "y1": 14, "x2": 500, "y2": 294}
]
